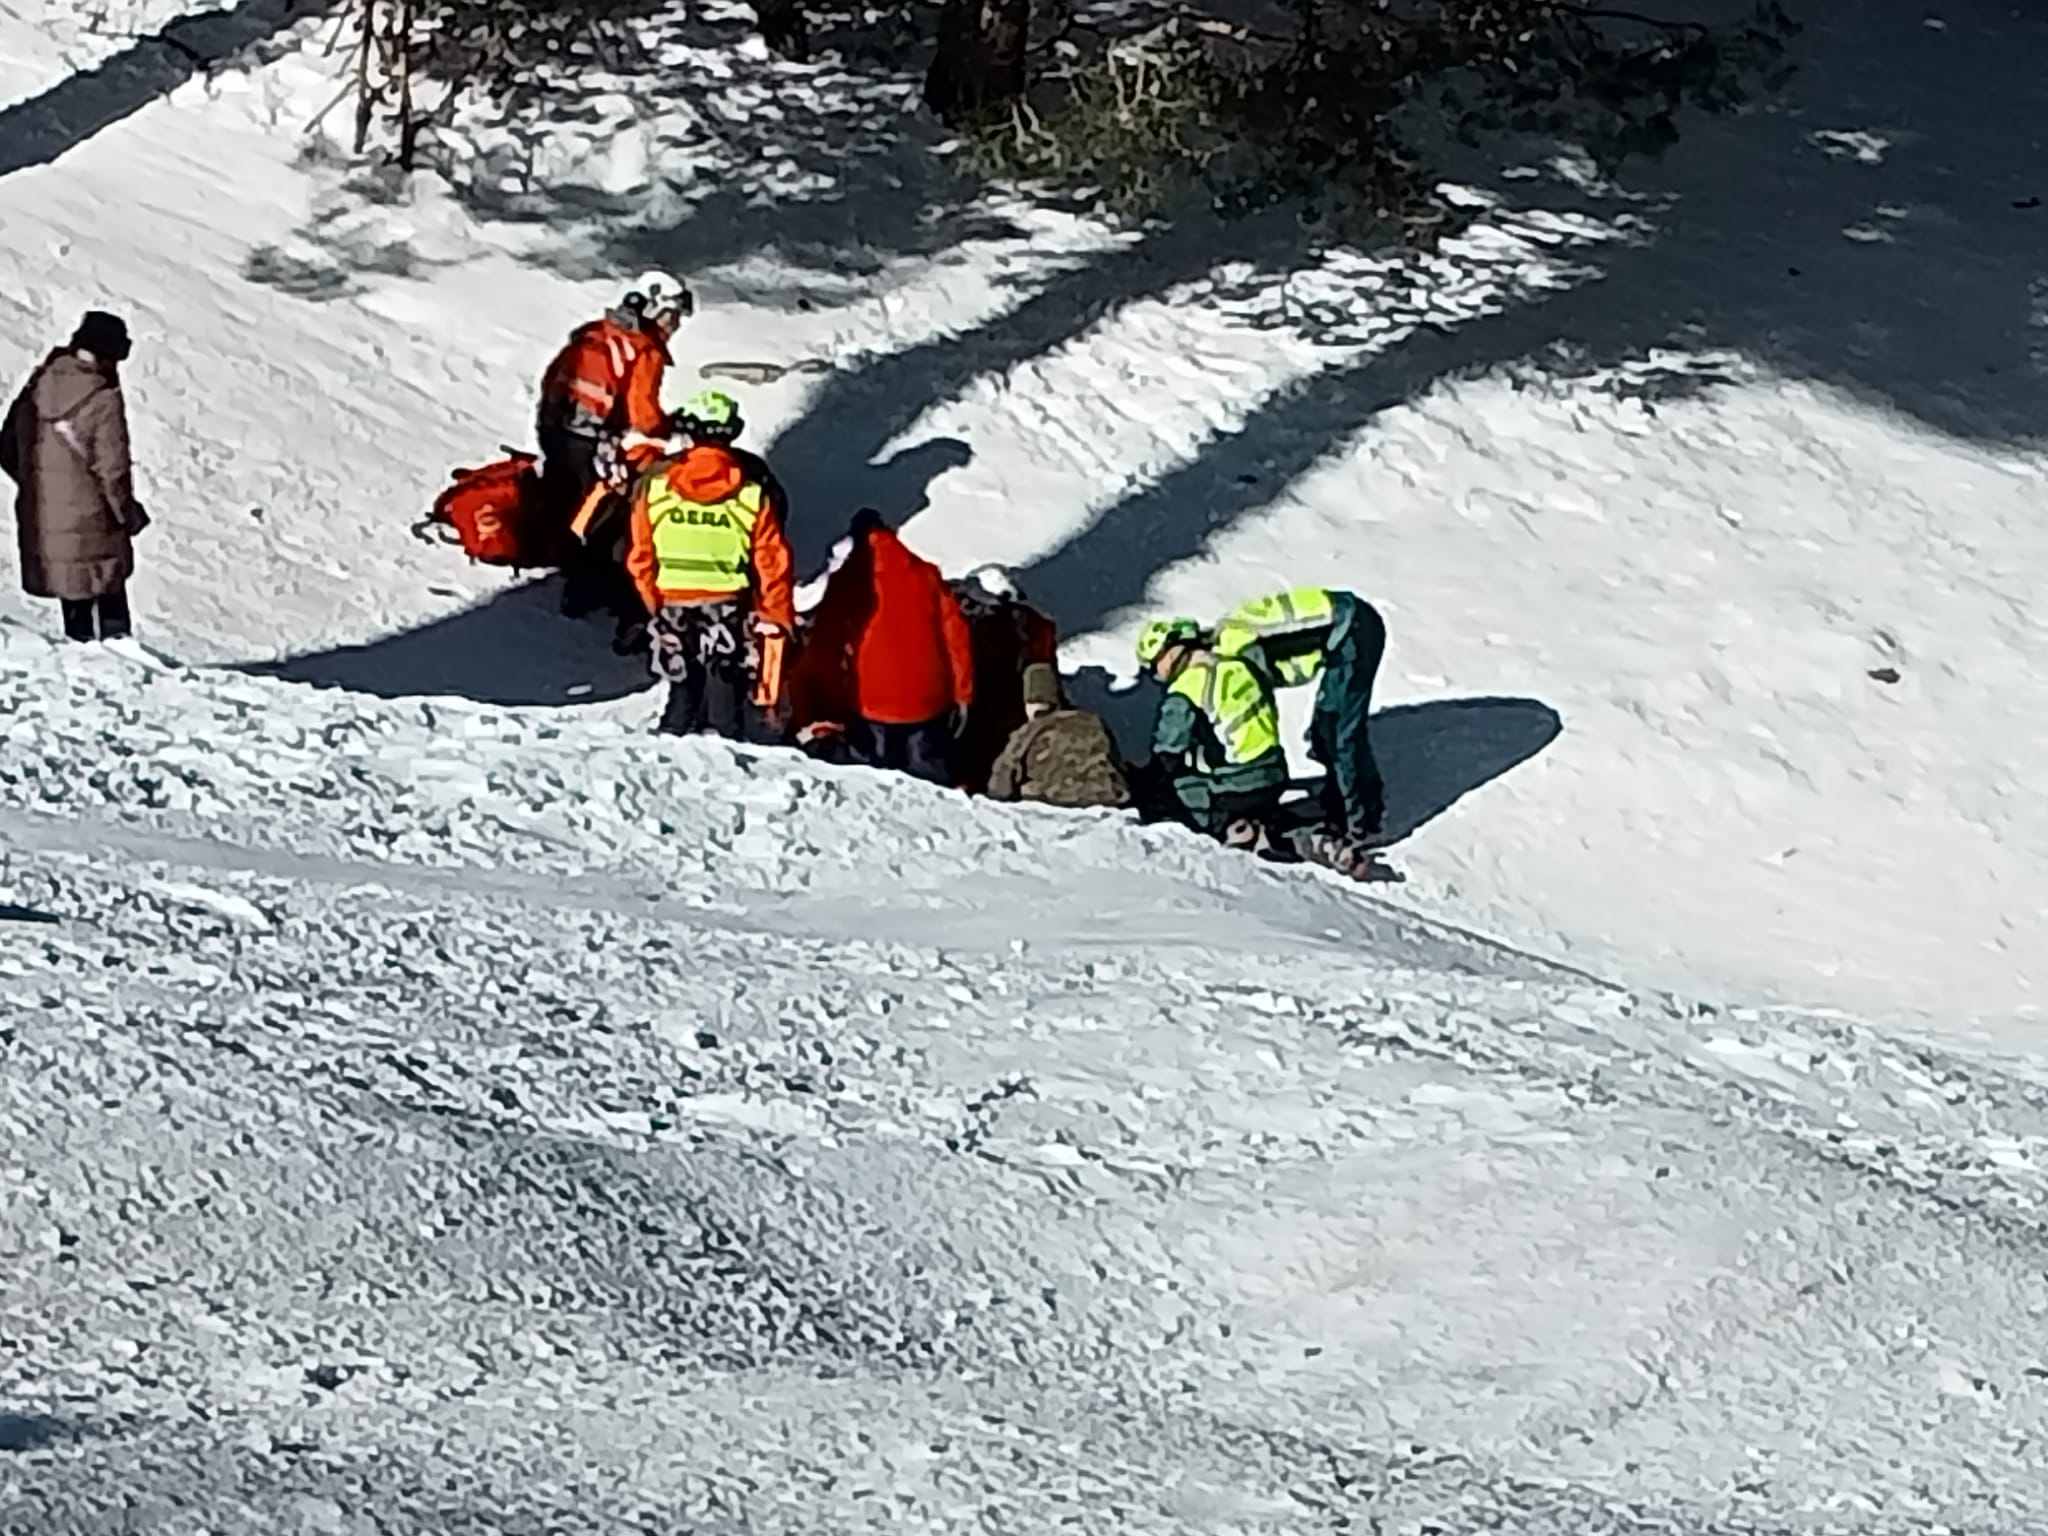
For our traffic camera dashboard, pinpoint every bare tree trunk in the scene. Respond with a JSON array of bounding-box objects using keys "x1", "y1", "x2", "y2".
[
  {"x1": 925, "y1": 0, "x2": 1031, "y2": 123},
  {"x1": 351, "y1": 0, "x2": 377, "y2": 153},
  {"x1": 395, "y1": 0, "x2": 418, "y2": 167}
]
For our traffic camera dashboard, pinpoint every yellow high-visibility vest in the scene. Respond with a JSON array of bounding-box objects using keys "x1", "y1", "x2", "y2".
[
  {"x1": 647, "y1": 476, "x2": 763, "y2": 595},
  {"x1": 1214, "y1": 586, "x2": 1338, "y2": 687},
  {"x1": 1169, "y1": 652, "x2": 1281, "y2": 771}
]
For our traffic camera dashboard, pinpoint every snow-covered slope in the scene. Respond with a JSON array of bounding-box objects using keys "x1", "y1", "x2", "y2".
[
  {"x1": 3, "y1": 0, "x2": 2040, "y2": 1036},
  {"x1": 7, "y1": 635, "x2": 2048, "y2": 1531},
  {"x1": 6, "y1": 0, "x2": 2048, "y2": 1525}
]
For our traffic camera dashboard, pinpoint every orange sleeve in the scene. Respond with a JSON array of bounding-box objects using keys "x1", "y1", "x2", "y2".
[
  {"x1": 624, "y1": 482, "x2": 661, "y2": 615},
  {"x1": 623, "y1": 346, "x2": 666, "y2": 437},
  {"x1": 939, "y1": 581, "x2": 975, "y2": 710},
  {"x1": 750, "y1": 495, "x2": 795, "y2": 631}
]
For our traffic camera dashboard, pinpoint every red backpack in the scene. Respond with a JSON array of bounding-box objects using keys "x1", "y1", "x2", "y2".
[{"x1": 420, "y1": 452, "x2": 557, "y2": 567}]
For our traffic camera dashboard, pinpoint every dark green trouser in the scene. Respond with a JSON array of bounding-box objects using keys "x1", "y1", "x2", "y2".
[
  {"x1": 1306, "y1": 594, "x2": 1387, "y2": 838},
  {"x1": 1167, "y1": 759, "x2": 1287, "y2": 839}
]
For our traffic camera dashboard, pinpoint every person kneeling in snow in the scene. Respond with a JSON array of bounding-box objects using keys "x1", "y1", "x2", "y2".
[
  {"x1": 986, "y1": 663, "x2": 1132, "y2": 810},
  {"x1": 1133, "y1": 617, "x2": 1287, "y2": 848},
  {"x1": 802, "y1": 510, "x2": 975, "y2": 786},
  {"x1": 624, "y1": 391, "x2": 793, "y2": 739}
]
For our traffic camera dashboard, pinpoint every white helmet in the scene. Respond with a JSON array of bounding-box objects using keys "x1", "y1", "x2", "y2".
[
  {"x1": 626, "y1": 269, "x2": 692, "y2": 326},
  {"x1": 965, "y1": 563, "x2": 1019, "y2": 601}
]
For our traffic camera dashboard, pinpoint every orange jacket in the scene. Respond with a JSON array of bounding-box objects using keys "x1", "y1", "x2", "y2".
[
  {"x1": 625, "y1": 445, "x2": 794, "y2": 628},
  {"x1": 805, "y1": 527, "x2": 975, "y2": 726},
  {"x1": 538, "y1": 315, "x2": 669, "y2": 438}
]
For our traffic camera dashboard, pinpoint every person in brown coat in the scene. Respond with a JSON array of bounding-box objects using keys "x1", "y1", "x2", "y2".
[
  {"x1": 0, "y1": 312, "x2": 145, "y2": 642},
  {"x1": 987, "y1": 663, "x2": 1133, "y2": 810}
]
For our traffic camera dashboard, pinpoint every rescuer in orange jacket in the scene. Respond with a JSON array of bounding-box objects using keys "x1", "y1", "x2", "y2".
[
  {"x1": 623, "y1": 391, "x2": 794, "y2": 740},
  {"x1": 538, "y1": 271, "x2": 691, "y2": 637}
]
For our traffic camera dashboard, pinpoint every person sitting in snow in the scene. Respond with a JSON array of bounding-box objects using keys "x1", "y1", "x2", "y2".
[
  {"x1": 1132, "y1": 616, "x2": 1288, "y2": 849},
  {"x1": 800, "y1": 510, "x2": 975, "y2": 786},
  {"x1": 1212, "y1": 586, "x2": 1389, "y2": 859},
  {"x1": 623, "y1": 390, "x2": 792, "y2": 740},
  {"x1": 537, "y1": 271, "x2": 692, "y2": 643},
  {"x1": 986, "y1": 663, "x2": 1132, "y2": 810},
  {"x1": 1, "y1": 311, "x2": 148, "y2": 645},
  {"x1": 947, "y1": 564, "x2": 1059, "y2": 795}
]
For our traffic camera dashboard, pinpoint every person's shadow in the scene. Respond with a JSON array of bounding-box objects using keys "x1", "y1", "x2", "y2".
[
  {"x1": 240, "y1": 577, "x2": 652, "y2": 707},
  {"x1": 1360, "y1": 697, "x2": 1562, "y2": 845},
  {"x1": 240, "y1": 436, "x2": 973, "y2": 706},
  {"x1": 1065, "y1": 666, "x2": 1560, "y2": 847}
]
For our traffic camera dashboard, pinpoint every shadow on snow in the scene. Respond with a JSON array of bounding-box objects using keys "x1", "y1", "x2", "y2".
[
  {"x1": 0, "y1": 1411, "x2": 71, "y2": 1452},
  {"x1": 1366, "y1": 696, "x2": 1563, "y2": 846},
  {"x1": 0, "y1": 0, "x2": 327, "y2": 179},
  {"x1": 1067, "y1": 668, "x2": 1562, "y2": 848},
  {"x1": 239, "y1": 577, "x2": 652, "y2": 707}
]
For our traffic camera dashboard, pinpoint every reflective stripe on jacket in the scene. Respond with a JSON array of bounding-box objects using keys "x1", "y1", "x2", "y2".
[
  {"x1": 1214, "y1": 586, "x2": 1345, "y2": 688},
  {"x1": 1167, "y1": 651, "x2": 1281, "y2": 772}
]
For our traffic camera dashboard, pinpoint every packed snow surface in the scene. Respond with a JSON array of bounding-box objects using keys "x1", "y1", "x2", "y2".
[
  {"x1": 4, "y1": 0, "x2": 2048, "y2": 1528},
  {"x1": 8, "y1": 634, "x2": 2048, "y2": 1533}
]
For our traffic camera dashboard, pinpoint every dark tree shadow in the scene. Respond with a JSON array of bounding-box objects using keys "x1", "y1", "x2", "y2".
[
  {"x1": 0, "y1": 0, "x2": 328, "y2": 179},
  {"x1": 240, "y1": 578, "x2": 654, "y2": 706},
  {"x1": 782, "y1": 436, "x2": 975, "y2": 563},
  {"x1": 0, "y1": 1411, "x2": 70, "y2": 1452},
  {"x1": 761, "y1": 212, "x2": 1307, "y2": 572},
  {"x1": 1008, "y1": 0, "x2": 2048, "y2": 634},
  {"x1": 243, "y1": 238, "x2": 429, "y2": 301}
]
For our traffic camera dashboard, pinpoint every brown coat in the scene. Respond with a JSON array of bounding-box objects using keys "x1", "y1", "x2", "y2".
[{"x1": 0, "y1": 350, "x2": 140, "y2": 601}]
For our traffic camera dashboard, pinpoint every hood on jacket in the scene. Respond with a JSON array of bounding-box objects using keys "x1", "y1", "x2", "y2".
[
  {"x1": 668, "y1": 444, "x2": 746, "y2": 504},
  {"x1": 859, "y1": 524, "x2": 922, "y2": 573}
]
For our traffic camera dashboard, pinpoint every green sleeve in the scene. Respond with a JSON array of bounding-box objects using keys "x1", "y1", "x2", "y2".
[
  {"x1": 987, "y1": 724, "x2": 1027, "y2": 799},
  {"x1": 1151, "y1": 692, "x2": 1198, "y2": 760}
]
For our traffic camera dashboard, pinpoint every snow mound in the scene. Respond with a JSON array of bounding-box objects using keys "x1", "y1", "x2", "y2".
[{"x1": 5, "y1": 642, "x2": 2048, "y2": 1530}]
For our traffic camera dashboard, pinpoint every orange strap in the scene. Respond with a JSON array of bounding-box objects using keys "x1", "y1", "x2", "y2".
[
  {"x1": 753, "y1": 631, "x2": 786, "y2": 708},
  {"x1": 569, "y1": 482, "x2": 610, "y2": 542}
]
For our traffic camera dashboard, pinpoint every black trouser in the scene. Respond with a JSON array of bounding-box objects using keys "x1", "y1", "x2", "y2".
[
  {"x1": 538, "y1": 425, "x2": 599, "y2": 522},
  {"x1": 543, "y1": 427, "x2": 633, "y2": 624},
  {"x1": 61, "y1": 587, "x2": 131, "y2": 643},
  {"x1": 651, "y1": 600, "x2": 747, "y2": 740},
  {"x1": 848, "y1": 717, "x2": 954, "y2": 786}
]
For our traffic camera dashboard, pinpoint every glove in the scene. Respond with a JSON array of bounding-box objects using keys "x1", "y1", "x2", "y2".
[
  {"x1": 947, "y1": 704, "x2": 970, "y2": 739},
  {"x1": 751, "y1": 616, "x2": 785, "y2": 639}
]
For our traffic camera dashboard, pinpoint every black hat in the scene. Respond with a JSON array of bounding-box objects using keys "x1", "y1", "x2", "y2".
[
  {"x1": 848, "y1": 507, "x2": 885, "y2": 538},
  {"x1": 70, "y1": 311, "x2": 132, "y2": 363}
]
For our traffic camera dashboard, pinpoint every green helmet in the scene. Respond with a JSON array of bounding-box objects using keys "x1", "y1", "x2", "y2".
[
  {"x1": 674, "y1": 389, "x2": 741, "y2": 441},
  {"x1": 1135, "y1": 617, "x2": 1202, "y2": 666}
]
